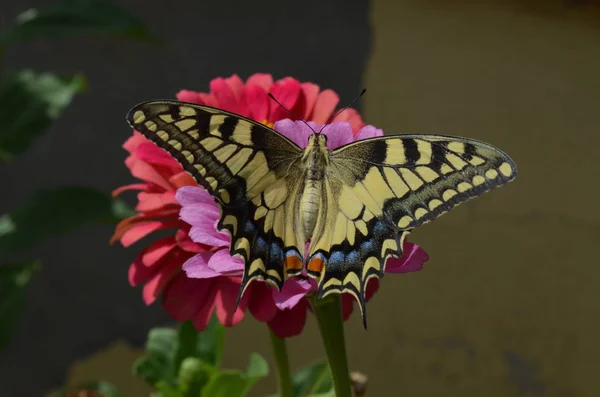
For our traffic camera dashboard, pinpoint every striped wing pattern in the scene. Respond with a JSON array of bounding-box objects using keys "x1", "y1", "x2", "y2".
[
  {"x1": 126, "y1": 101, "x2": 305, "y2": 296},
  {"x1": 307, "y1": 135, "x2": 517, "y2": 324}
]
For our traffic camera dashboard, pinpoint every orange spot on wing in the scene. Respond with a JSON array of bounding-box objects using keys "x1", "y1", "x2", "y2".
[
  {"x1": 285, "y1": 255, "x2": 303, "y2": 271},
  {"x1": 307, "y1": 258, "x2": 324, "y2": 275}
]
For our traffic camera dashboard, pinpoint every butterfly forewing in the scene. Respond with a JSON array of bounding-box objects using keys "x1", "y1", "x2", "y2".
[
  {"x1": 306, "y1": 134, "x2": 517, "y2": 323},
  {"x1": 127, "y1": 100, "x2": 306, "y2": 294}
]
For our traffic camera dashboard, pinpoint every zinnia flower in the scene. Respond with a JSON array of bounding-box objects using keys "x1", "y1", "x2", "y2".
[
  {"x1": 111, "y1": 73, "x2": 368, "y2": 334},
  {"x1": 180, "y1": 119, "x2": 429, "y2": 337}
]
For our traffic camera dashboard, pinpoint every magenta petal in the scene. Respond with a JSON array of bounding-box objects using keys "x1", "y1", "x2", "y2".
[
  {"x1": 386, "y1": 242, "x2": 429, "y2": 273},
  {"x1": 248, "y1": 282, "x2": 278, "y2": 322},
  {"x1": 215, "y1": 278, "x2": 247, "y2": 326},
  {"x1": 268, "y1": 302, "x2": 308, "y2": 338},
  {"x1": 274, "y1": 119, "x2": 312, "y2": 148},
  {"x1": 208, "y1": 249, "x2": 244, "y2": 275},
  {"x1": 182, "y1": 252, "x2": 221, "y2": 279},
  {"x1": 189, "y1": 224, "x2": 229, "y2": 247},
  {"x1": 354, "y1": 125, "x2": 384, "y2": 141},
  {"x1": 322, "y1": 122, "x2": 354, "y2": 150},
  {"x1": 192, "y1": 283, "x2": 217, "y2": 331},
  {"x1": 179, "y1": 202, "x2": 220, "y2": 226},
  {"x1": 176, "y1": 186, "x2": 215, "y2": 206},
  {"x1": 273, "y1": 278, "x2": 314, "y2": 310}
]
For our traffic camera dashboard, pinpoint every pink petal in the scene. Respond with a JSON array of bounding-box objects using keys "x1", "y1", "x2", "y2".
[
  {"x1": 311, "y1": 89, "x2": 339, "y2": 124},
  {"x1": 176, "y1": 186, "x2": 215, "y2": 206},
  {"x1": 182, "y1": 252, "x2": 221, "y2": 279},
  {"x1": 192, "y1": 283, "x2": 218, "y2": 331},
  {"x1": 247, "y1": 282, "x2": 279, "y2": 322},
  {"x1": 268, "y1": 301, "x2": 308, "y2": 338},
  {"x1": 112, "y1": 183, "x2": 147, "y2": 196},
  {"x1": 128, "y1": 237, "x2": 177, "y2": 286},
  {"x1": 336, "y1": 108, "x2": 365, "y2": 134},
  {"x1": 341, "y1": 294, "x2": 355, "y2": 321},
  {"x1": 300, "y1": 82, "x2": 320, "y2": 119},
  {"x1": 123, "y1": 132, "x2": 146, "y2": 153},
  {"x1": 129, "y1": 159, "x2": 172, "y2": 191},
  {"x1": 197, "y1": 92, "x2": 219, "y2": 107},
  {"x1": 189, "y1": 225, "x2": 229, "y2": 247},
  {"x1": 246, "y1": 73, "x2": 274, "y2": 91},
  {"x1": 224, "y1": 74, "x2": 244, "y2": 100},
  {"x1": 208, "y1": 249, "x2": 244, "y2": 275},
  {"x1": 210, "y1": 77, "x2": 239, "y2": 113},
  {"x1": 321, "y1": 122, "x2": 354, "y2": 150},
  {"x1": 385, "y1": 242, "x2": 429, "y2": 273},
  {"x1": 175, "y1": 228, "x2": 207, "y2": 253},
  {"x1": 366, "y1": 278, "x2": 380, "y2": 300},
  {"x1": 162, "y1": 274, "x2": 209, "y2": 322},
  {"x1": 179, "y1": 201, "x2": 220, "y2": 226},
  {"x1": 169, "y1": 171, "x2": 197, "y2": 189},
  {"x1": 273, "y1": 278, "x2": 313, "y2": 310},
  {"x1": 215, "y1": 277, "x2": 248, "y2": 326},
  {"x1": 354, "y1": 125, "x2": 384, "y2": 141},
  {"x1": 243, "y1": 85, "x2": 270, "y2": 121},
  {"x1": 274, "y1": 119, "x2": 313, "y2": 148},
  {"x1": 120, "y1": 220, "x2": 180, "y2": 247},
  {"x1": 136, "y1": 191, "x2": 178, "y2": 212},
  {"x1": 141, "y1": 250, "x2": 184, "y2": 304},
  {"x1": 176, "y1": 90, "x2": 202, "y2": 103},
  {"x1": 268, "y1": 78, "x2": 301, "y2": 122},
  {"x1": 135, "y1": 142, "x2": 182, "y2": 169}
]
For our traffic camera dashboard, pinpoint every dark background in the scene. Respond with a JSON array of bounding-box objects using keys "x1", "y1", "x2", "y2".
[{"x1": 1, "y1": 1, "x2": 599, "y2": 396}]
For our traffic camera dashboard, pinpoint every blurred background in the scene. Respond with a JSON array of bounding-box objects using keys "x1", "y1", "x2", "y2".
[{"x1": 0, "y1": 0, "x2": 599, "y2": 396}]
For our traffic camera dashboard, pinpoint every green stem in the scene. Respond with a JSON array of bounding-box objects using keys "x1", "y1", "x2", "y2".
[
  {"x1": 269, "y1": 330, "x2": 294, "y2": 397},
  {"x1": 311, "y1": 294, "x2": 352, "y2": 397}
]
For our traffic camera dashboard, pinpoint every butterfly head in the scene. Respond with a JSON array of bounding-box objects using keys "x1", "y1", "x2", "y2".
[{"x1": 307, "y1": 132, "x2": 328, "y2": 147}]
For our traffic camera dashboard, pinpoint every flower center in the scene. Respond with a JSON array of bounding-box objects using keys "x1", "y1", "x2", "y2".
[{"x1": 261, "y1": 120, "x2": 274, "y2": 128}]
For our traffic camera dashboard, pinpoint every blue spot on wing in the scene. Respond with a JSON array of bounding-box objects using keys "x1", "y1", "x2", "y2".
[
  {"x1": 329, "y1": 251, "x2": 345, "y2": 266},
  {"x1": 270, "y1": 242, "x2": 284, "y2": 262},
  {"x1": 244, "y1": 221, "x2": 256, "y2": 233},
  {"x1": 347, "y1": 250, "x2": 359, "y2": 264}
]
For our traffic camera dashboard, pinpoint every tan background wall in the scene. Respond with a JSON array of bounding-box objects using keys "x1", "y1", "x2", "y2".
[{"x1": 60, "y1": 1, "x2": 600, "y2": 396}]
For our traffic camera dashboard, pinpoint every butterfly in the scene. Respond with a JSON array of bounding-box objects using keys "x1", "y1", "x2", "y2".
[{"x1": 126, "y1": 100, "x2": 517, "y2": 327}]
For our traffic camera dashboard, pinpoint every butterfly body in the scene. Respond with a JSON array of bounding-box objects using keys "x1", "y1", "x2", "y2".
[
  {"x1": 127, "y1": 100, "x2": 517, "y2": 326},
  {"x1": 300, "y1": 133, "x2": 329, "y2": 238}
]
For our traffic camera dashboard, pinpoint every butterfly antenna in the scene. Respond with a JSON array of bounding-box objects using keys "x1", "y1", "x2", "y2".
[
  {"x1": 318, "y1": 88, "x2": 367, "y2": 133},
  {"x1": 268, "y1": 93, "x2": 316, "y2": 133}
]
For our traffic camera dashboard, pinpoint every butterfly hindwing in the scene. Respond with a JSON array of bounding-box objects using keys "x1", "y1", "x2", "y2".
[
  {"x1": 308, "y1": 134, "x2": 517, "y2": 323},
  {"x1": 127, "y1": 100, "x2": 305, "y2": 294}
]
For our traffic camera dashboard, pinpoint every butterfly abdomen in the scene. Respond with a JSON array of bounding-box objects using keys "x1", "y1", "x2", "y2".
[
  {"x1": 301, "y1": 180, "x2": 322, "y2": 238},
  {"x1": 300, "y1": 134, "x2": 329, "y2": 239}
]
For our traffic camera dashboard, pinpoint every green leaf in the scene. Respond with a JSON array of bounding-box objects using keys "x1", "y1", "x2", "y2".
[
  {"x1": 0, "y1": 70, "x2": 86, "y2": 162},
  {"x1": 0, "y1": 186, "x2": 133, "y2": 257},
  {"x1": 135, "y1": 317, "x2": 229, "y2": 394},
  {"x1": 200, "y1": 353, "x2": 268, "y2": 397},
  {"x1": 174, "y1": 317, "x2": 225, "y2": 373},
  {"x1": 200, "y1": 372, "x2": 250, "y2": 397},
  {"x1": 246, "y1": 353, "x2": 269, "y2": 380},
  {"x1": 0, "y1": 260, "x2": 40, "y2": 351},
  {"x1": 133, "y1": 327, "x2": 178, "y2": 386},
  {"x1": 292, "y1": 361, "x2": 332, "y2": 397},
  {"x1": 48, "y1": 381, "x2": 129, "y2": 397},
  {"x1": 0, "y1": 0, "x2": 162, "y2": 45}
]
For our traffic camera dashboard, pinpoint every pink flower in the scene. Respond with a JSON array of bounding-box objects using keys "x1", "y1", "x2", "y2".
[
  {"x1": 112, "y1": 73, "x2": 366, "y2": 332},
  {"x1": 177, "y1": 73, "x2": 364, "y2": 133},
  {"x1": 181, "y1": 120, "x2": 429, "y2": 337}
]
